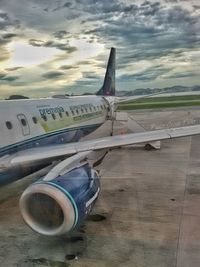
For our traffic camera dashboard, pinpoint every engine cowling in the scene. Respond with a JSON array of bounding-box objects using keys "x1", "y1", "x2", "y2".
[{"x1": 19, "y1": 163, "x2": 100, "y2": 236}]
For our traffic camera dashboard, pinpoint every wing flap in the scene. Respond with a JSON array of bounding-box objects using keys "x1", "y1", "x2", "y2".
[{"x1": 1, "y1": 125, "x2": 200, "y2": 168}]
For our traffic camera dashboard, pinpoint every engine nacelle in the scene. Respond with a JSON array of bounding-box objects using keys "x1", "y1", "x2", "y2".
[{"x1": 20, "y1": 164, "x2": 100, "y2": 236}]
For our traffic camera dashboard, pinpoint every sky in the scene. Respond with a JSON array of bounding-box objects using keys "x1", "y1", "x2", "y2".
[{"x1": 0, "y1": 0, "x2": 200, "y2": 98}]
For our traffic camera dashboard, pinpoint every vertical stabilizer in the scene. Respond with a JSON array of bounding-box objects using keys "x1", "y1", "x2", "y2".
[{"x1": 96, "y1": 47, "x2": 115, "y2": 96}]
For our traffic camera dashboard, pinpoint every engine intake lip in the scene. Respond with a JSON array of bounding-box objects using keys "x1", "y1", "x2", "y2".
[{"x1": 19, "y1": 183, "x2": 76, "y2": 236}]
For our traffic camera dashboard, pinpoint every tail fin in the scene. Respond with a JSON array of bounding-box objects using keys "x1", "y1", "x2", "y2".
[{"x1": 96, "y1": 47, "x2": 115, "y2": 96}]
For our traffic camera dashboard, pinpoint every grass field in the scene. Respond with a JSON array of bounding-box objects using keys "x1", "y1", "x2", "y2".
[{"x1": 117, "y1": 95, "x2": 200, "y2": 110}]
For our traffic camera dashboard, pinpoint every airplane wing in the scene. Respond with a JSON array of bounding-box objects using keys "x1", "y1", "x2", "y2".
[{"x1": 1, "y1": 124, "x2": 200, "y2": 168}]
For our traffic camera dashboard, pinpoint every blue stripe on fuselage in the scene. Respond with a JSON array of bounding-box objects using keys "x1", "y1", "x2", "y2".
[
  {"x1": 0, "y1": 123, "x2": 101, "y2": 157},
  {"x1": 0, "y1": 123, "x2": 102, "y2": 186}
]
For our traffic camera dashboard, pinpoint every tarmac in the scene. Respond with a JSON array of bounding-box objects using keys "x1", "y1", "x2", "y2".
[{"x1": 1, "y1": 107, "x2": 200, "y2": 267}]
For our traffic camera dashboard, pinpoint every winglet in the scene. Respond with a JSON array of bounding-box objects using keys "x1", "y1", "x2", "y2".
[{"x1": 96, "y1": 47, "x2": 116, "y2": 96}]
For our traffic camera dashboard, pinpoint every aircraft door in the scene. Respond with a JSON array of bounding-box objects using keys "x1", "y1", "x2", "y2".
[{"x1": 17, "y1": 114, "x2": 30, "y2": 136}]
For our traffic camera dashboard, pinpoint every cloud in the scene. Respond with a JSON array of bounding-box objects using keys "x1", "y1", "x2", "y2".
[
  {"x1": 0, "y1": 72, "x2": 19, "y2": 81},
  {"x1": 119, "y1": 65, "x2": 173, "y2": 82},
  {"x1": 29, "y1": 38, "x2": 77, "y2": 52},
  {"x1": 0, "y1": 12, "x2": 20, "y2": 30},
  {"x1": 42, "y1": 70, "x2": 65, "y2": 79},
  {"x1": 0, "y1": 0, "x2": 199, "y2": 96},
  {"x1": 0, "y1": 72, "x2": 6, "y2": 79},
  {"x1": 59, "y1": 65, "x2": 77, "y2": 70},
  {"x1": 0, "y1": 32, "x2": 18, "y2": 47},
  {"x1": 53, "y1": 30, "x2": 69, "y2": 39},
  {"x1": 53, "y1": 1, "x2": 73, "y2": 12},
  {"x1": 83, "y1": 2, "x2": 200, "y2": 65},
  {"x1": 2, "y1": 33, "x2": 17, "y2": 39},
  {"x1": 82, "y1": 71, "x2": 100, "y2": 80},
  {"x1": 5, "y1": 66, "x2": 23, "y2": 71},
  {"x1": 193, "y1": 5, "x2": 200, "y2": 10},
  {"x1": 1, "y1": 75, "x2": 19, "y2": 81},
  {"x1": 163, "y1": 71, "x2": 198, "y2": 79}
]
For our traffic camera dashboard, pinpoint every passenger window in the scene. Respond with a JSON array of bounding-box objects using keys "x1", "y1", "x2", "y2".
[
  {"x1": 32, "y1": 117, "x2": 37, "y2": 124},
  {"x1": 5, "y1": 121, "x2": 12, "y2": 130},
  {"x1": 59, "y1": 112, "x2": 63, "y2": 118},
  {"x1": 71, "y1": 110, "x2": 75, "y2": 116},
  {"x1": 52, "y1": 114, "x2": 56, "y2": 120},
  {"x1": 21, "y1": 118, "x2": 27, "y2": 126},
  {"x1": 65, "y1": 111, "x2": 69, "y2": 116},
  {"x1": 42, "y1": 115, "x2": 47, "y2": 121}
]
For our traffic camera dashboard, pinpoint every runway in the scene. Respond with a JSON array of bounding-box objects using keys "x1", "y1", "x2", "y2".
[{"x1": 1, "y1": 108, "x2": 200, "y2": 267}]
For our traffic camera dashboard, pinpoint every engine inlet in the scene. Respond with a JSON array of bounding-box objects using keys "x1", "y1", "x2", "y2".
[{"x1": 19, "y1": 183, "x2": 76, "y2": 236}]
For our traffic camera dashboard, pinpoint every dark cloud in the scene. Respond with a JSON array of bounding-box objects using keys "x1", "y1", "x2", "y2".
[
  {"x1": 77, "y1": 0, "x2": 127, "y2": 14},
  {"x1": 64, "y1": 12, "x2": 81, "y2": 20},
  {"x1": 0, "y1": 12, "x2": 20, "y2": 30},
  {"x1": 0, "y1": 72, "x2": 6, "y2": 79},
  {"x1": 140, "y1": 1, "x2": 160, "y2": 16},
  {"x1": 53, "y1": 1, "x2": 72, "y2": 11},
  {"x1": 119, "y1": 66, "x2": 172, "y2": 82},
  {"x1": 82, "y1": 71, "x2": 100, "y2": 80},
  {"x1": 2, "y1": 76, "x2": 19, "y2": 81},
  {"x1": 5, "y1": 67, "x2": 23, "y2": 71},
  {"x1": 0, "y1": 12, "x2": 10, "y2": 29},
  {"x1": 77, "y1": 60, "x2": 94, "y2": 65},
  {"x1": 83, "y1": 2, "x2": 200, "y2": 65},
  {"x1": 193, "y1": 5, "x2": 200, "y2": 10},
  {"x1": 157, "y1": 6, "x2": 198, "y2": 26},
  {"x1": 0, "y1": 32, "x2": 18, "y2": 47},
  {"x1": 164, "y1": 0, "x2": 178, "y2": 3},
  {"x1": 29, "y1": 38, "x2": 77, "y2": 52},
  {"x1": 42, "y1": 71, "x2": 65, "y2": 79},
  {"x1": 53, "y1": 30, "x2": 69, "y2": 39},
  {"x1": 59, "y1": 65, "x2": 77, "y2": 70},
  {"x1": 163, "y1": 72, "x2": 198, "y2": 79},
  {"x1": 63, "y1": 2, "x2": 72, "y2": 8},
  {"x1": 0, "y1": 72, "x2": 19, "y2": 81},
  {"x1": 2, "y1": 33, "x2": 17, "y2": 39}
]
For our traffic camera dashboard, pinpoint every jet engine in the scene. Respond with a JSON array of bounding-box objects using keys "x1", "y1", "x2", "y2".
[{"x1": 19, "y1": 163, "x2": 100, "y2": 236}]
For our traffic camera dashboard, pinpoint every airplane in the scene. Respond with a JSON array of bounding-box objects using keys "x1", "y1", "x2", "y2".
[{"x1": 0, "y1": 47, "x2": 200, "y2": 236}]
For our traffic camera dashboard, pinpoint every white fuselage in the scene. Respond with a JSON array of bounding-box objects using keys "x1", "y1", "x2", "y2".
[
  {"x1": 0, "y1": 96, "x2": 110, "y2": 148},
  {"x1": 0, "y1": 96, "x2": 112, "y2": 185}
]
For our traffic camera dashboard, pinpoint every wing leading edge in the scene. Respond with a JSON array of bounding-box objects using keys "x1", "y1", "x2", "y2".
[{"x1": 1, "y1": 124, "x2": 200, "y2": 168}]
